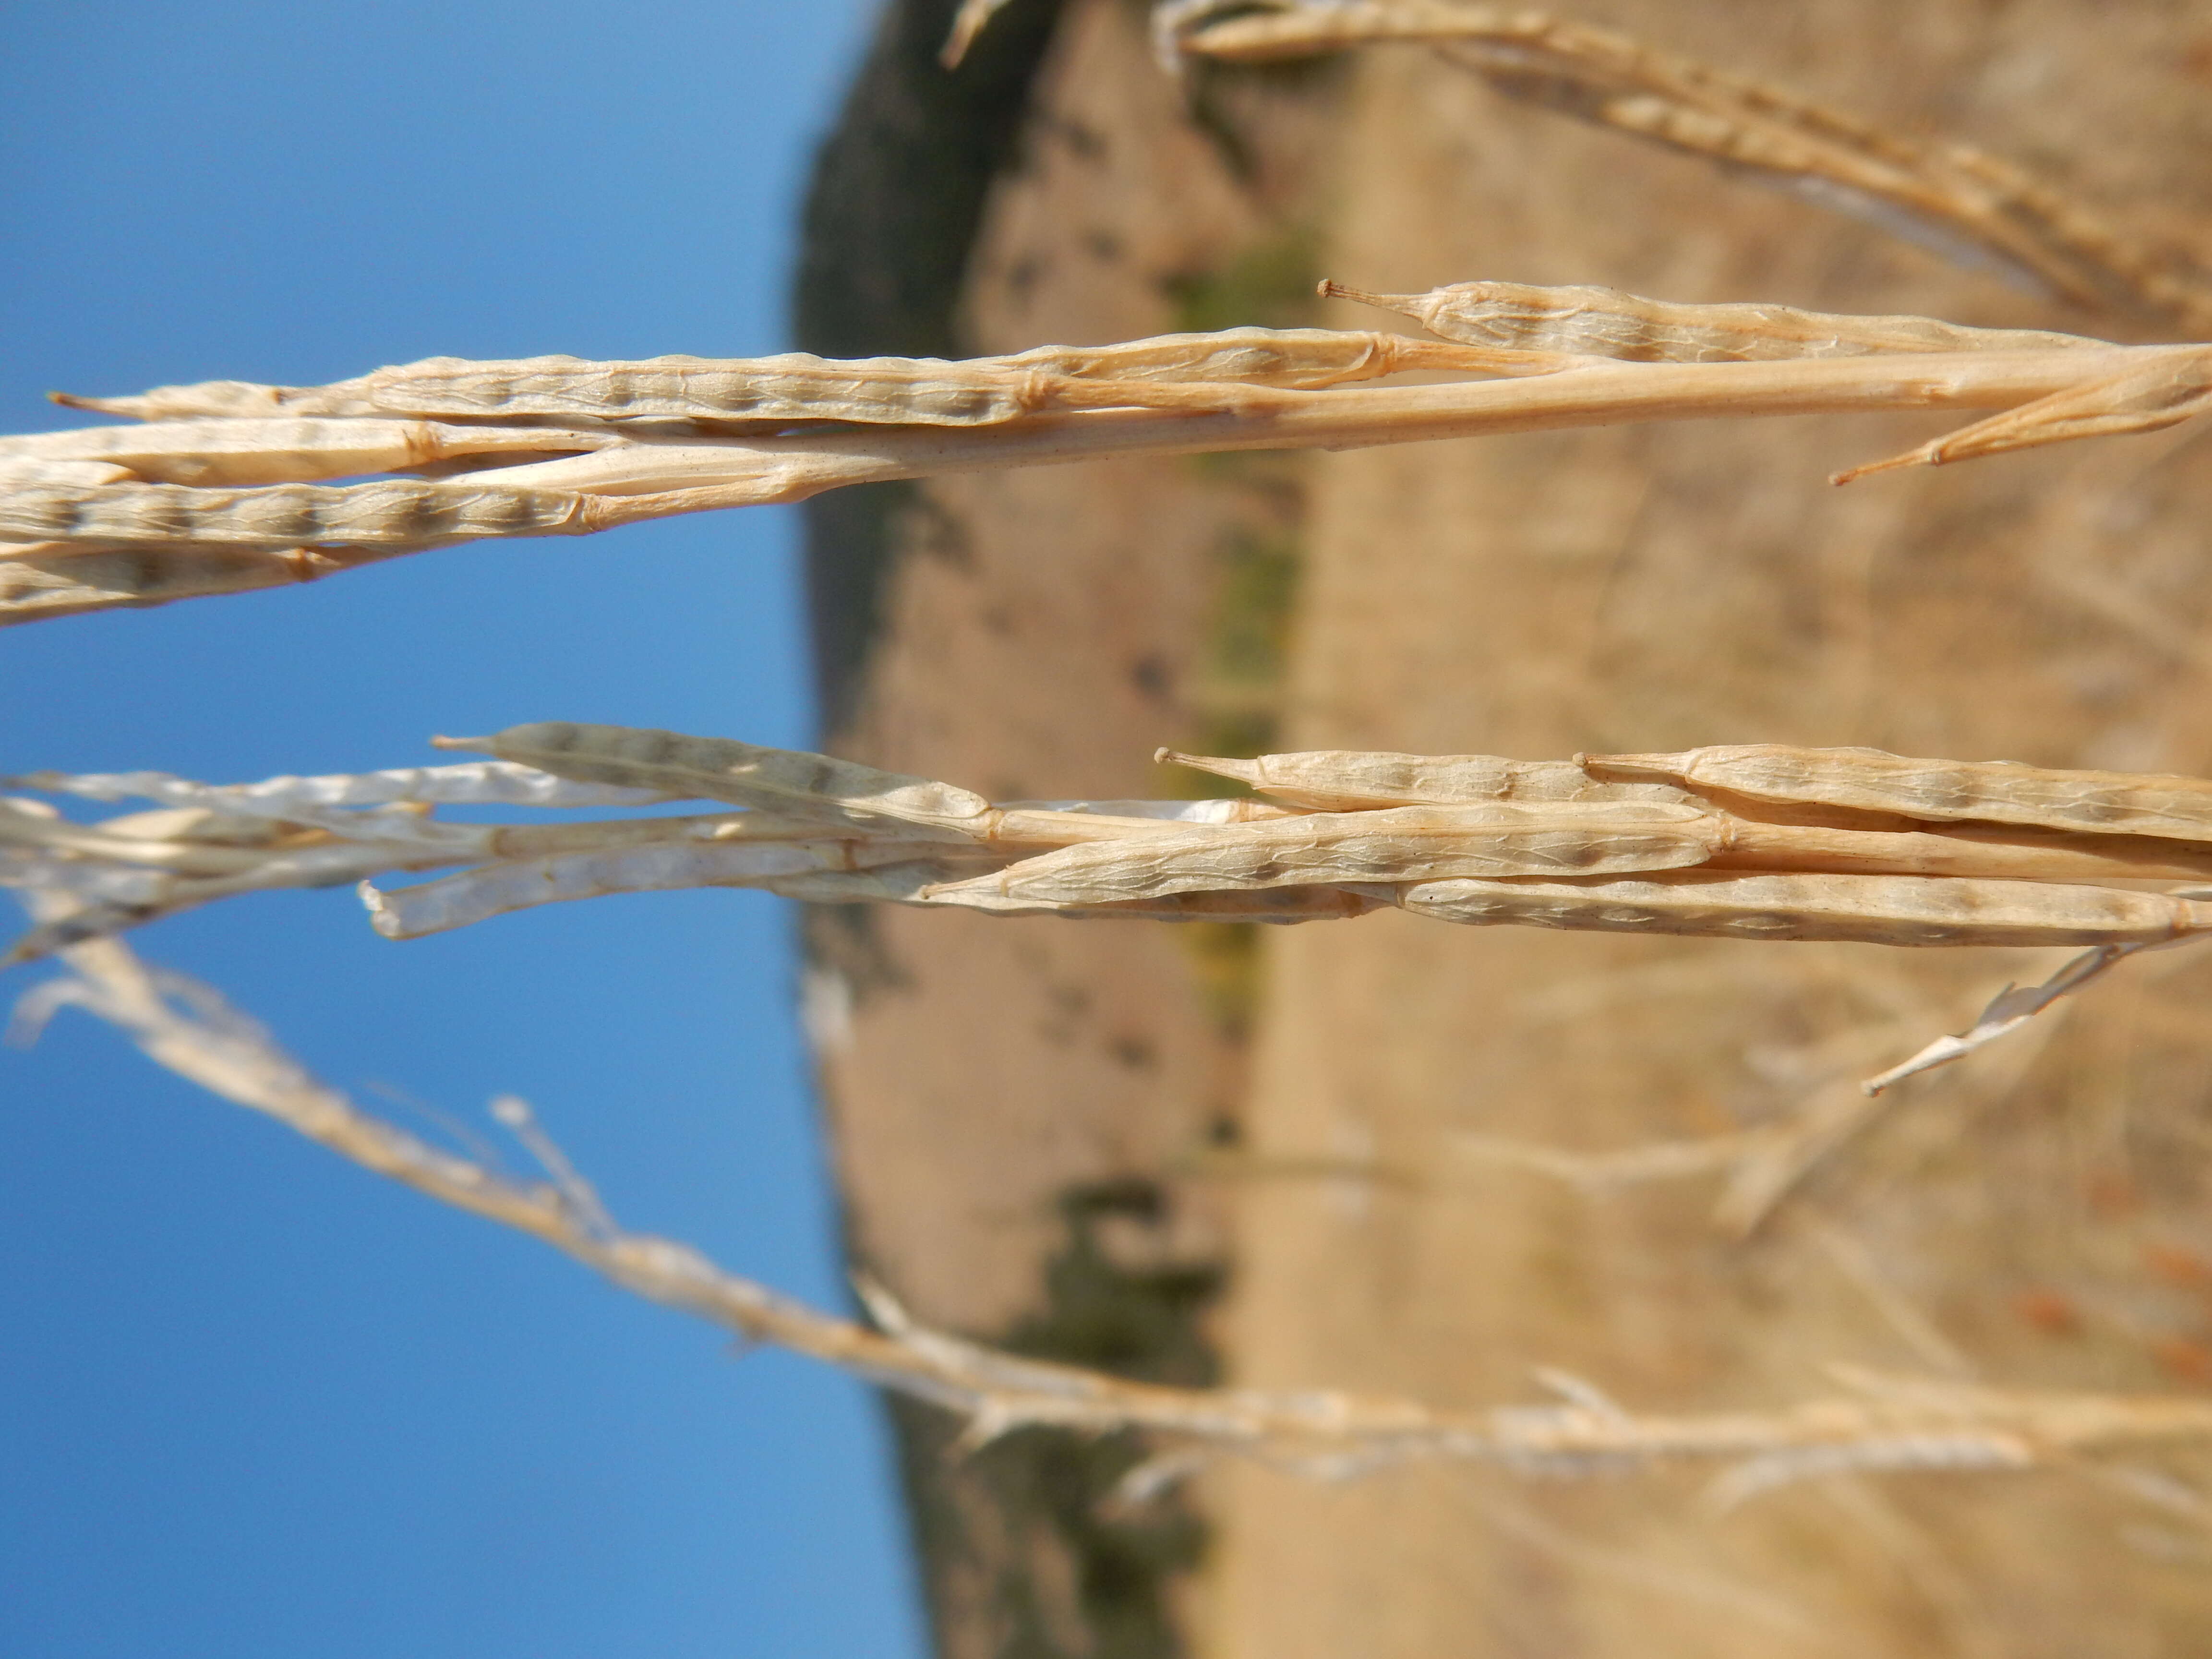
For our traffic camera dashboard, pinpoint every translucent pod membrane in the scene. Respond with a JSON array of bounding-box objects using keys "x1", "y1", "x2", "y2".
[
  {"x1": 1397, "y1": 871, "x2": 2212, "y2": 948},
  {"x1": 1587, "y1": 743, "x2": 2212, "y2": 843}
]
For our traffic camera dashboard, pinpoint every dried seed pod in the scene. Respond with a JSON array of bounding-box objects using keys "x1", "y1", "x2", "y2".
[
  {"x1": 1158, "y1": 746, "x2": 1692, "y2": 809},
  {"x1": 759, "y1": 861, "x2": 979, "y2": 906},
  {"x1": 57, "y1": 330, "x2": 1532, "y2": 435},
  {"x1": 411, "y1": 439, "x2": 884, "y2": 501},
  {"x1": 1588, "y1": 745, "x2": 2212, "y2": 844},
  {"x1": 446, "y1": 722, "x2": 994, "y2": 833},
  {"x1": 0, "y1": 457, "x2": 137, "y2": 488},
  {"x1": 1324, "y1": 280, "x2": 2107, "y2": 363},
  {"x1": 20, "y1": 762, "x2": 673, "y2": 813},
  {"x1": 0, "y1": 478, "x2": 598, "y2": 552},
  {"x1": 1397, "y1": 871, "x2": 2212, "y2": 948},
  {"x1": 926, "y1": 802, "x2": 1725, "y2": 907},
  {"x1": 1071, "y1": 885, "x2": 1393, "y2": 922},
  {"x1": 1710, "y1": 817, "x2": 2212, "y2": 883},
  {"x1": 0, "y1": 417, "x2": 615, "y2": 488},
  {"x1": 51, "y1": 380, "x2": 289, "y2": 421},
  {"x1": 0, "y1": 542, "x2": 379, "y2": 626},
  {"x1": 931, "y1": 883, "x2": 1395, "y2": 923},
  {"x1": 996, "y1": 328, "x2": 1550, "y2": 385},
  {"x1": 55, "y1": 354, "x2": 1232, "y2": 432},
  {"x1": 484, "y1": 810, "x2": 843, "y2": 859},
  {"x1": 61, "y1": 355, "x2": 1033, "y2": 427},
  {"x1": 364, "y1": 353, "x2": 1078, "y2": 425},
  {"x1": 361, "y1": 838, "x2": 966, "y2": 939}
]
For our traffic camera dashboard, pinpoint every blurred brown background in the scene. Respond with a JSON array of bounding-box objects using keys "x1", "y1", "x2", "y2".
[{"x1": 796, "y1": 3, "x2": 2212, "y2": 1654}]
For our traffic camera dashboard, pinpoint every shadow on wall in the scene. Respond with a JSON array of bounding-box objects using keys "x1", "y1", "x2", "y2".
[{"x1": 794, "y1": 0, "x2": 1070, "y2": 739}]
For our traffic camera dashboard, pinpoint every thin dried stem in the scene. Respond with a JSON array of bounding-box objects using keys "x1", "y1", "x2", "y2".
[
  {"x1": 1445, "y1": 1025, "x2": 1946, "y2": 1238},
  {"x1": 1858, "y1": 943, "x2": 2155, "y2": 1095},
  {"x1": 18, "y1": 909, "x2": 2212, "y2": 1497},
  {"x1": 1162, "y1": 1, "x2": 2212, "y2": 337}
]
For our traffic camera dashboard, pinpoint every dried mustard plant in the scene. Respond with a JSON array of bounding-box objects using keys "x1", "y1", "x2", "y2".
[
  {"x1": 12, "y1": 727, "x2": 2212, "y2": 1104},
  {"x1": 6, "y1": 292, "x2": 2200, "y2": 626},
  {"x1": 1152, "y1": 0, "x2": 2212, "y2": 337},
  {"x1": 21, "y1": 0, "x2": 2212, "y2": 1583},
  {"x1": 18, "y1": 905, "x2": 2212, "y2": 1506}
]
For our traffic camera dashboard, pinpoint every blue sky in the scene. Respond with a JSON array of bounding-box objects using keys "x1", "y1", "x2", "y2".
[{"x1": 0, "y1": 5, "x2": 930, "y2": 1656}]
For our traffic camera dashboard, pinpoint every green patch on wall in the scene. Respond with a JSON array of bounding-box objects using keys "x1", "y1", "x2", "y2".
[
  {"x1": 1162, "y1": 226, "x2": 1323, "y2": 336},
  {"x1": 1163, "y1": 521, "x2": 1307, "y2": 1039},
  {"x1": 887, "y1": 1179, "x2": 1223, "y2": 1659}
]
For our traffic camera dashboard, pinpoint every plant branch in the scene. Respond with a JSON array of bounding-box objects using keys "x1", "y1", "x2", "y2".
[
  {"x1": 6, "y1": 294, "x2": 2198, "y2": 625},
  {"x1": 18, "y1": 907, "x2": 2212, "y2": 1500}
]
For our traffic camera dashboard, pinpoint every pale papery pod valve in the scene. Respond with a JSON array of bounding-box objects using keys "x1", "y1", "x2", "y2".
[{"x1": 446, "y1": 722, "x2": 995, "y2": 833}]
